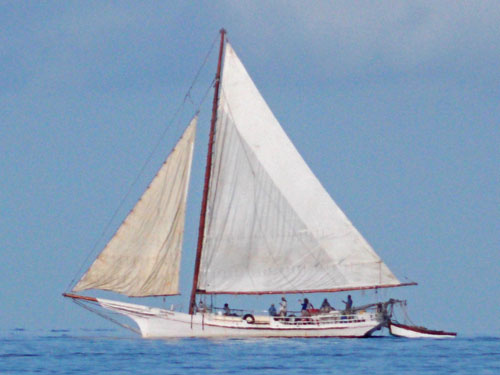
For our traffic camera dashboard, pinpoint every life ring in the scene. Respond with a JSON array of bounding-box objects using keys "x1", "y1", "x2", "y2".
[{"x1": 243, "y1": 314, "x2": 255, "y2": 324}]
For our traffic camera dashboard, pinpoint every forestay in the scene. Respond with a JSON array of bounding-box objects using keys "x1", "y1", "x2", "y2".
[
  {"x1": 198, "y1": 44, "x2": 400, "y2": 294},
  {"x1": 74, "y1": 118, "x2": 197, "y2": 296}
]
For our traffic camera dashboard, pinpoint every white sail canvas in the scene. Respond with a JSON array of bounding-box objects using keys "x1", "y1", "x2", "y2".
[
  {"x1": 198, "y1": 44, "x2": 400, "y2": 294},
  {"x1": 74, "y1": 118, "x2": 197, "y2": 296},
  {"x1": 64, "y1": 32, "x2": 426, "y2": 340}
]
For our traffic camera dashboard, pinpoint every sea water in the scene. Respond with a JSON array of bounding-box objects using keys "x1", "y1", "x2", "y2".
[{"x1": 1, "y1": 329, "x2": 498, "y2": 374}]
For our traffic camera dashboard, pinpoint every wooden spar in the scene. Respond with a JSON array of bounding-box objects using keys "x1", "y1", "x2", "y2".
[
  {"x1": 62, "y1": 293, "x2": 98, "y2": 302},
  {"x1": 195, "y1": 281, "x2": 418, "y2": 295},
  {"x1": 189, "y1": 28, "x2": 226, "y2": 315}
]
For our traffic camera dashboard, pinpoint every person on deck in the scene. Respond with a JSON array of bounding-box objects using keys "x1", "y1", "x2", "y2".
[
  {"x1": 268, "y1": 304, "x2": 277, "y2": 316},
  {"x1": 343, "y1": 295, "x2": 353, "y2": 313},
  {"x1": 279, "y1": 297, "x2": 287, "y2": 317},
  {"x1": 320, "y1": 298, "x2": 334, "y2": 313},
  {"x1": 223, "y1": 303, "x2": 231, "y2": 316},
  {"x1": 198, "y1": 300, "x2": 206, "y2": 313},
  {"x1": 300, "y1": 298, "x2": 313, "y2": 315}
]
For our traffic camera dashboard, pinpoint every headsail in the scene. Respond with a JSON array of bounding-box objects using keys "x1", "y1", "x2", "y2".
[
  {"x1": 198, "y1": 44, "x2": 401, "y2": 294},
  {"x1": 74, "y1": 117, "x2": 197, "y2": 297}
]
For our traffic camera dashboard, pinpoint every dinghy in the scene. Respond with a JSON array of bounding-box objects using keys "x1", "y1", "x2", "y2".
[{"x1": 389, "y1": 321, "x2": 457, "y2": 339}]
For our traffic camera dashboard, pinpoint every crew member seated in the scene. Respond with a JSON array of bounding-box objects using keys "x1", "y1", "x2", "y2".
[
  {"x1": 320, "y1": 298, "x2": 334, "y2": 313},
  {"x1": 268, "y1": 304, "x2": 277, "y2": 316},
  {"x1": 197, "y1": 300, "x2": 207, "y2": 313}
]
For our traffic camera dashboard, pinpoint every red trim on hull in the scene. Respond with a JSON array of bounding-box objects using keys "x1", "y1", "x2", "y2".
[
  {"x1": 142, "y1": 314, "x2": 380, "y2": 337},
  {"x1": 197, "y1": 282, "x2": 417, "y2": 295},
  {"x1": 199, "y1": 322, "x2": 377, "y2": 332},
  {"x1": 128, "y1": 312, "x2": 378, "y2": 333}
]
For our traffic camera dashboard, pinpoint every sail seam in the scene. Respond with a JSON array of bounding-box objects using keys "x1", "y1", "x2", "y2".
[{"x1": 212, "y1": 89, "x2": 329, "y2": 291}]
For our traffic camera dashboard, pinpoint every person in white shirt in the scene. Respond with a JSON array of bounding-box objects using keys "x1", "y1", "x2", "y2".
[{"x1": 279, "y1": 297, "x2": 287, "y2": 316}]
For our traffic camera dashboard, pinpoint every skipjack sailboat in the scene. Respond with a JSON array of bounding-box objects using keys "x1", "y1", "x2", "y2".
[{"x1": 64, "y1": 29, "x2": 417, "y2": 338}]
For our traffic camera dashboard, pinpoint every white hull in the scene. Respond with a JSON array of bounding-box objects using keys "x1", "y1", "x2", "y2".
[
  {"x1": 96, "y1": 298, "x2": 384, "y2": 338},
  {"x1": 389, "y1": 322, "x2": 456, "y2": 339}
]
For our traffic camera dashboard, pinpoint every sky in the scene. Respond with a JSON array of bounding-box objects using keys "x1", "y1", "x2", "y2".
[{"x1": 1, "y1": 1, "x2": 499, "y2": 336}]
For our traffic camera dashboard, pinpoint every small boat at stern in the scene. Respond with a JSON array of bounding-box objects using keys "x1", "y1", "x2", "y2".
[{"x1": 389, "y1": 321, "x2": 457, "y2": 339}]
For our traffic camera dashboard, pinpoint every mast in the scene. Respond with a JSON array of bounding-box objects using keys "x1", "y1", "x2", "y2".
[{"x1": 189, "y1": 28, "x2": 226, "y2": 314}]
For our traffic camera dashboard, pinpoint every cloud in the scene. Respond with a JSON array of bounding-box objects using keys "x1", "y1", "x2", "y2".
[
  {"x1": 223, "y1": 1, "x2": 500, "y2": 81},
  {"x1": 3, "y1": 1, "x2": 499, "y2": 99},
  {"x1": 0, "y1": 2, "x2": 199, "y2": 96}
]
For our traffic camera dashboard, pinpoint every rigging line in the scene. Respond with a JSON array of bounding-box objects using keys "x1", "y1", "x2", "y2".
[
  {"x1": 66, "y1": 33, "x2": 220, "y2": 292},
  {"x1": 183, "y1": 34, "x2": 219, "y2": 107},
  {"x1": 73, "y1": 299, "x2": 140, "y2": 335},
  {"x1": 196, "y1": 77, "x2": 217, "y2": 114},
  {"x1": 401, "y1": 302, "x2": 416, "y2": 326}
]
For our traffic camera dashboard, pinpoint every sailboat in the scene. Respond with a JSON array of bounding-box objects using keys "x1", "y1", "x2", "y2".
[{"x1": 63, "y1": 29, "x2": 417, "y2": 338}]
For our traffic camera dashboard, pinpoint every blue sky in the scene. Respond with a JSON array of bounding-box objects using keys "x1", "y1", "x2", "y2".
[{"x1": 1, "y1": 1, "x2": 498, "y2": 335}]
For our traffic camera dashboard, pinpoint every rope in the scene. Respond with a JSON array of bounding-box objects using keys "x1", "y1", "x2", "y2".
[
  {"x1": 66, "y1": 33, "x2": 219, "y2": 291},
  {"x1": 400, "y1": 302, "x2": 416, "y2": 325},
  {"x1": 73, "y1": 299, "x2": 140, "y2": 335}
]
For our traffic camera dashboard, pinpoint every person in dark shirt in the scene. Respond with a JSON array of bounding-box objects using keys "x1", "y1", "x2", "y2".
[
  {"x1": 300, "y1": 298, "x2": 313, "y2": 315},
  {"x1": 343, "y1": 295, "x2": 353, "y2": 312},
  {"x1": 301, "y1": 298, "x2": 309, "y2": 311},
  {"x1": 268, "y1": 304, "x2": 277, "y2": 316}
]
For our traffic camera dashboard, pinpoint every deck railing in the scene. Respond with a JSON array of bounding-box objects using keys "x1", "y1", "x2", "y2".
[{"x1": 271, "y1": 310, "x2": 379, "y2": 326}]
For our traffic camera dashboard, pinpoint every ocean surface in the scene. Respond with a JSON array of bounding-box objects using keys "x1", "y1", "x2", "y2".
[{"x1": 1, "y1": 329, "x2": 498, "y2": 375}]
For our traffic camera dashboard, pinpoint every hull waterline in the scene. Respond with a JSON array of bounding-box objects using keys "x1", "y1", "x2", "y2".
[{"x1": 79, "y1": 296, "x2": 385, "y2": 338}]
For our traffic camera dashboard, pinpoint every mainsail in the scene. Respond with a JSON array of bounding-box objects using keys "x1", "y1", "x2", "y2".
[
  {"x1": 198, "y1": 43, "x2": 401, "y2": 294},
  {"x1": 74, "y1": 118, "x2": 197, "y2": 296}
]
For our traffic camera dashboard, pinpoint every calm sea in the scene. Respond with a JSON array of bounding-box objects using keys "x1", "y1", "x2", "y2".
[{"x1": 1, "y1": 329, "x2": 498, "y2": 374}]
